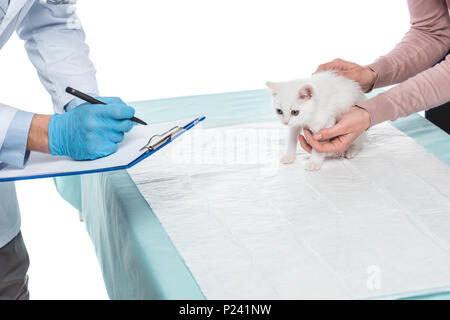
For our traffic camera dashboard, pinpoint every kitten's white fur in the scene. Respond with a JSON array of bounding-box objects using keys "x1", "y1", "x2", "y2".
[{"x1": 266, "y1": 70, "x2": 367, "y2": 171}]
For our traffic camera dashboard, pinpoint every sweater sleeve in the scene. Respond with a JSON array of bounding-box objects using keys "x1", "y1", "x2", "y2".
[
  {"x1": 359, "y1": 0, "x2": 450, "y2": 126},
  {"x1": 360, "y1": 54, "x2": 450, "y2": 125},
  {"x1": 369, "y1": 0, "x2": 450, "y2": 88}
]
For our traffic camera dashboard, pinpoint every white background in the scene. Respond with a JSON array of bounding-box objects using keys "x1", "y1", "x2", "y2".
[{"x1": 0, "y1": 0, "x2": 409, "y2": 299}]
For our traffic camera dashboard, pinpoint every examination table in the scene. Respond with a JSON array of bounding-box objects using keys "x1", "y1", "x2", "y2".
[{"x1": 54, "y1": 89, "x2": 450, "y2": 300}]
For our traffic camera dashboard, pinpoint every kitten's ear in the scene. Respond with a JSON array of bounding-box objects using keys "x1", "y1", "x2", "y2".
[
  {"x1": 298, "y1": 84, "x2": 314, "y2": 100},
  {"x1": 266, "y1": 81, "x2": 279, "y2": 96}
]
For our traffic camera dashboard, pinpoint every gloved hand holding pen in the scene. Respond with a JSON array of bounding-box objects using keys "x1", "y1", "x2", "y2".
[
  {"x1": 49, "y1": 97, "x2": 135, "y2": 160},
  {"x1": 26, "y1": 97, "x2": 136, "y2": 161}
]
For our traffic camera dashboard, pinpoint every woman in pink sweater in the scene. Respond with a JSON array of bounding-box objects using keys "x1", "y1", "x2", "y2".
[{"x1": 300, "y1": 0, "x2": 450, "y2": 155}]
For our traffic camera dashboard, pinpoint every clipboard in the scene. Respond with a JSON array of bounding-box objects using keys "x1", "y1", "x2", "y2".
[{"x1": 0, "y1": 117, "x2": 205, "y2": 182}]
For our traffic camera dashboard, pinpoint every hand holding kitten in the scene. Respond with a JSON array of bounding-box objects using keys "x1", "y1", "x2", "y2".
[
  {"x1": 296, "y1": 58, "x2": 376, "y2": 156},
  {"x1": 299, "y1": 106, "x2": 370, "y2": 155},
  {"x1": 316, "y1": 58, "x2": 378, "y2": 93}
]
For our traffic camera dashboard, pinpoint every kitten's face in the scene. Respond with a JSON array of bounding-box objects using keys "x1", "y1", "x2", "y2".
[{"x1": 266, "y1": 81, "x2": 316, "y2": 127}]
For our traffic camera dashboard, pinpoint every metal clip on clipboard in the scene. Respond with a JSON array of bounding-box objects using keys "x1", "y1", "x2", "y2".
[{"x1": 139, "y1": 126, "x2": 185, "y2": 153}]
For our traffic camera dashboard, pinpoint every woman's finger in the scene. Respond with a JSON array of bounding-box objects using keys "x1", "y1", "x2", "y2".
[
  {"x1": 298, "y1": 134, "x2": 312, "y2": 153},
  {"x1": 304, "y1": 129, "x2": 324, "y2": 151},
  {"x1": 313, "y1": 122, "x2": 348, "y2": 141},
  {"x1": 316, "y1": 62, "x2": 336, "y2": 72},
  {"x1": 305, "y1": 129, "x2": 349, "y2": 153}
]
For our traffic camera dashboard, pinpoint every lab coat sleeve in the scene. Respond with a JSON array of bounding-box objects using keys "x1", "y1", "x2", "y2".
[
  {"x1": 16, "y1": 0, "x2": 99, "y2": 113},
  {"x1": 0, "y1": 109, "x2": 34, "y2": 168}
]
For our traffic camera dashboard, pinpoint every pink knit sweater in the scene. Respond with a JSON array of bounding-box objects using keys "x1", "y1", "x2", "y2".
[{"x1": 359, "y1": 0, "x2": 450, "y2": 126}]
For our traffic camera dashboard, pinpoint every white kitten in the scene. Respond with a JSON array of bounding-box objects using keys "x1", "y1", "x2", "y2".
[{"x1": 266, "y1": 70, "x2": 367, "y2": 171}]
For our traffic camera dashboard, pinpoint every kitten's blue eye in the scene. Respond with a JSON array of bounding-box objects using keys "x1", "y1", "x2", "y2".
[
  {"x1": 291, "y1": 110, "x2": 299, "y2": 116},
  {"x1": 276, "y1": 109, "x2": 283, "y2": 115}
]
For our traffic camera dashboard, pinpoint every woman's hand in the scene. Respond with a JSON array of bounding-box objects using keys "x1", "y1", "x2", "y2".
[
  {"x1": 299, "y1": 106, "x2": 370, "y2": 154},
  {"x1": 299, "y1": 58, "x2": 375, "y2": 154},
  {"x1": 316, "y1": 58, "x2": 378, "y2": 93}
]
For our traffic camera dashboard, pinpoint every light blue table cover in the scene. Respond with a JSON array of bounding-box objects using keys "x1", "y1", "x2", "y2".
[{"x1": 54, "y1": 89, "x2": 450, "y2": 300}]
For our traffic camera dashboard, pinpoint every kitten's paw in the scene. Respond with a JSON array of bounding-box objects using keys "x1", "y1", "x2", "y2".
[
  {"x1": 344, "y1": 146, "x2": 359, "y2": 159},
  {"x1": 304, "y1": 160, "x2": 322, "y2": 171},
  {"x1": 281, "y1": 154, "x2": 296, "y2": 164}
]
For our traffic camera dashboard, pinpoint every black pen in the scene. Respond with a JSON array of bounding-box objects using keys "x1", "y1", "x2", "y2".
[{"x1": 65, "y1": 87, "x2": 147, "y2": 125}]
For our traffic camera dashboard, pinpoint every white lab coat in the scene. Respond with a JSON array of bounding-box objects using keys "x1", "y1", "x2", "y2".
[{"x1": 0, "y1": 0, "x2": 98, "y2": 247}]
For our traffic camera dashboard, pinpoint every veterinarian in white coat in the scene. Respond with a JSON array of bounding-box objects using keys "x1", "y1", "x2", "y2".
[{"x1": 0, "y1": 0, "x2": 134, "y2": 299}]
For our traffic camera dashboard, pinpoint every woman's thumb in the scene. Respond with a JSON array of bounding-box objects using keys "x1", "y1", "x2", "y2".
[{"x1": 313, "y1": 123, "x2": 344, "y2": 141}]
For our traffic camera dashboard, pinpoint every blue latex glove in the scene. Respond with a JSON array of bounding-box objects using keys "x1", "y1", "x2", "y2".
[{"x1": 48, "y1": 97, "x2": 135, "y2": 160}]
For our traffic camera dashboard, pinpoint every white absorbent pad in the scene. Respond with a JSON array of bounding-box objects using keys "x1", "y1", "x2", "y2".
[{"x1": 128, "y1": 121, "x2": 450, "y2": 299}]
